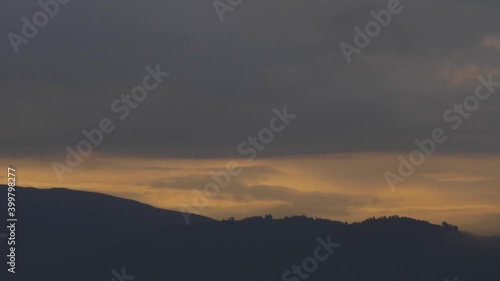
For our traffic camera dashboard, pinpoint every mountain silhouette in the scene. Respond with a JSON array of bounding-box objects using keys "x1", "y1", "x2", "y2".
[
  {"x1": 0, "y1": 185, "x2": 213, "y2": 279},
  {"x1": 1, "y1": 186, "x2": 499, "y2": 281}
]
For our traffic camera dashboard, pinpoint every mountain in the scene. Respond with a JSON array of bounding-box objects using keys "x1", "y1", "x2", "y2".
[
  {"x1": 1, "y1": 187, "x2": 499, "y2": 281},
  {"x1": 0, "y1": 185, "x2": 214, "y2": 277}
]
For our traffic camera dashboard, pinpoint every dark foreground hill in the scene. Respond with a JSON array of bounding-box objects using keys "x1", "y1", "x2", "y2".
[
  {"x1": 0, "y1": 185, "x2": 213, "y2": 277},
  {"x1": 1, "y1": 186, "x2": 500, "y2": 281}
]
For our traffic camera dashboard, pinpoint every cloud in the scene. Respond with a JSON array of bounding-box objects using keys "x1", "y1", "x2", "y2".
[
  {"x1": 421, "y1": 173, "x2": 497, "y2": 183},
  {"x1": 481, "y1": 35, "x2": 500, "y2": 50},
  {"x1": 6, "y1": 153, "x2": 500, "y2": 234},
  {"x1": 1, "y1": 0, "x2": 500, "y2": 160},
  {"x1": 149, "y1": 169, "x2": 388, "y2": 218},
  {"x1": 150, "y1": 165, "x2": 282, "y2": 189}
]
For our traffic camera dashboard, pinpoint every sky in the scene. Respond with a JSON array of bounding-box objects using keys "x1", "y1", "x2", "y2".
[{"x1": 1, "y1": 0, "x2": 500, "y2": 235}]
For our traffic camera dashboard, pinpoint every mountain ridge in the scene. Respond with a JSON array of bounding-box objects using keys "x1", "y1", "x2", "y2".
[{"x1": 1, "y1": 186, "x2": 499, "y2": 281}]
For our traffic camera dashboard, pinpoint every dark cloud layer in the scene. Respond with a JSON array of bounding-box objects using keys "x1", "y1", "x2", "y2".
[
  {"x1": 1, "y1": 0, "x2": 500, "y2": 158},
  {"x1": 149, "y1": 171, "x2": 384, "y2": 218}
]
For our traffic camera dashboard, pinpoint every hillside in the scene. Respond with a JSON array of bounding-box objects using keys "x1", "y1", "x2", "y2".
[
  {"x1": 0, "y1": 185, "x2": 214, "y2": 275},
  {"x1": 1, "y1": 187, "x2": 499, "y2": 281}
]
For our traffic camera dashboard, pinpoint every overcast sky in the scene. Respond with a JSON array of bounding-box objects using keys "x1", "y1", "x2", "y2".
[
  {"x1": 1, "y1": 0, "x2": 500, "y2": 235},
  {"x1": 1, "y1": 0, "x2": 500, "y2": 157}
]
